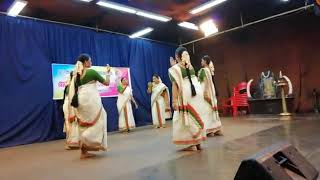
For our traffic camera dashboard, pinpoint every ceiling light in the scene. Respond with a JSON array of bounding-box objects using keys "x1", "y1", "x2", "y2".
[
  {"x1": 7, "y1": 0, "x2": 27, "y2": 17},
  {"x1": 96, "y1": 1, "x2": 172, "y2": 22},
  {"x1": 200, "y1": 19, "x2": 218, "y2": 37},
  {"x1": 129, "y1": 27, "x2": 154, "y2": 38},
  {"x1": 78, "y1": 0, "x2": 93, "y2": 2},
  {"x1": 97, "y1": 1, "x2": 137, "y2": 14},
  {"x1": 190, "y1": 0, "x2": 227, "y2": 15},
  {"x1": 178, "y1": 22, "x2": 199, "y2": 30},
  {"x1": 136, "y1": 11, "x2": 172, "y2": 22}
]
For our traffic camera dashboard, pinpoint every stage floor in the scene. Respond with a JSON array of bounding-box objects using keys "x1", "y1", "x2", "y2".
[{"x1": 1, "y1": 115, "x2": 320, "y2": 180}]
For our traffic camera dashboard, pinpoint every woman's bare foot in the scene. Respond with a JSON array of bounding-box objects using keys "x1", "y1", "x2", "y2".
[
  {"x1": 207, "y1": 132, "x2": 215, "y2": 137},
  {"x1": 196, "y1": 144, "x2": 202, "y2": 151},
  {"x1": 214, "y1": 130, "x2": 223, "y2": 136},
  {"x1": 121, "y1": 129, "x2": 130, "y2": 133},
  {"x1": 181, "y1": 145, "x2": 197, "y2": 151},
  {"x1": 65, "y1": 145, "x2": 71, "y2": 150},
  {"x1": 80, "y1": 145, "x2": 96, "y2": 159},
  {"x1": 99, "y1": 146, "x2": 107, "y2": 151},
  {"x1": 80, "y1": 152, "x2": 96, "y2": 159}
]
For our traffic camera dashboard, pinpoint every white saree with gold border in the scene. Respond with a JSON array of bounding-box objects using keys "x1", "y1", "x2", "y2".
[
  {"x1": 169, "y1": 64, "x2": 206, "y2": 146},
  {"x1": 151, "y1": 81, "x2": 171, "y2": 127},
  {"x1": 63, "y1": 96, "x2": 80, "y2": 148},
  {"x1": 117, "y1": 86, "x2": 136, "y2": 131},
  {"x1": 199, "y1": 67, "x2": 222, "y2": 134},
  {"x1": 69, "y1": 80, "x2": 108, "y2": 150}
]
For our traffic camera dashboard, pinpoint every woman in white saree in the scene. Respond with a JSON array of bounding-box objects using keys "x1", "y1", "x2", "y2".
[
  {"x1": 63, "y1": 72, "x2": 80, "y2": 150},
  {"x1": 169, "y1": 47, "x2": 206, "y2": 151},
  {"x1": 198, "y1": 55, "x2": 222, "y2": 136},
  {"x1": 147, "y1": 75, "x2": 171, "y2": 128},
  {"x1": 117, "y1": 78, "x2": 138, "y2": 132},
  {"x1": 69, "y1": 54, "x2": 111, "y2": 159}
]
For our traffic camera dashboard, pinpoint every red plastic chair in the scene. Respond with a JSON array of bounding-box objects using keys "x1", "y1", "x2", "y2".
[{"x1": 222, "y1": 82, "x2": 250, "y2": 116}]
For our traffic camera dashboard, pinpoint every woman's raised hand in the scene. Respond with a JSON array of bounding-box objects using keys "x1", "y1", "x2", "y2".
[{"x1": 106, "y1": 64, "x2": 111, "y2": 73}]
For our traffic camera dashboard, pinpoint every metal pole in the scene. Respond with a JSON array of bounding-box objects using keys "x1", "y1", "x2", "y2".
[
  {"x1": 280, "y1": 86, "x2": 289, "y2": 115},
  {"x1": 240, "y1": 12, "x2": 244, "y2": 27},
  {"x1": 192, "y1": 43, "x2": 195, "y2": 54},
  {"x1": 181, "y1": 4, "x2": 314, "y2": 46}
]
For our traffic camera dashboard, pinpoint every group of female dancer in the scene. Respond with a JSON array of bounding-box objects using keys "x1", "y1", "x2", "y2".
[
  {"x1": 169, "y1": 47, "x2": 222, "y2": 151},
  {"x1": 62, "y1": 46, "x2": 222, "y2": 159}
]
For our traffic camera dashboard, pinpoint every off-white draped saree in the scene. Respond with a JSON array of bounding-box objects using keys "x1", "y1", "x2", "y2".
[
  {"x1": 117, "y1": 85, "x2": 136, "y2": 131},
  {"x1": 150, "y1": 79, "x2": 171, "y2": 127},
  {"x1": 68, "y1": 62, "x2": 107, "y2": 150},
  {"x1": 198, "y1": 67, "x2": 222, "y2": 134},
  {"x1": 169, "y1": 64, "x2": 206, "y2": 146}
]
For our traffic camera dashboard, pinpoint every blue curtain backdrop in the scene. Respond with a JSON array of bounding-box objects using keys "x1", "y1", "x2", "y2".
[{"x1": 0, "y1": 14, "x2": 176, "y2": 148}]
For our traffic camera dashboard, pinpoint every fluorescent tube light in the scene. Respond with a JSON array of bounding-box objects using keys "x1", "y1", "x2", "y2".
[
  {"x1": 190, "y1": 0, "x2": 227, "y2": 14},
  {"x1": 97, "y1": 1, "x2": 137, "y2": 14},
  {"x1": 7, "y1": 0, "x2": 27, "y2": 17},
  {"x1": 136, "y1": 11, "x2": 171, "y2": 22},
  {"x1": 96, "y1": 1, "x2": 171, "y2": 22},
  {"x1": 129, "y1": 27, "x2": 154, "y2": 38},
  {"x1": 178, "y1": 22, "x2": 199, "y2": 30}
]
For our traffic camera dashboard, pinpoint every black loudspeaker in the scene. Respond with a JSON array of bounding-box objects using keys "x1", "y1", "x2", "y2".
[{"x1": 234, "y1": 142, "x2": 319, "y2": 180}]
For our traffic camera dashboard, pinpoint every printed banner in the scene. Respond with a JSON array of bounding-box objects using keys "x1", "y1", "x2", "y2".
[{"x1": 52, "y1": 63, "x2": 131, "y2": 100}]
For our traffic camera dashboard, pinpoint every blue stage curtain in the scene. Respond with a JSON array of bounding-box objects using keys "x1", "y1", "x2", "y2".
[{"x1": 0, "y1": 15, "x2": 176, "y2": 148}]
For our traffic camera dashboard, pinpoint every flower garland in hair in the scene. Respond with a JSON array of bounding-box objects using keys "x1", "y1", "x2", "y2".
[
  {"x1": 181, "y1": 51, "x2": 196, "y2": 97},
  {"x1": 209, "y1": 61, "x2": 215, "y2": 76},
  {"x1": 74, "y1": 61, "x2": 84, "y2": 76}
]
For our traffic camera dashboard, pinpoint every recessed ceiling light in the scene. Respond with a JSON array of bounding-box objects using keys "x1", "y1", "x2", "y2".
[{"x1": 200, "y1": 19, "x2": 219, "y2": 37}]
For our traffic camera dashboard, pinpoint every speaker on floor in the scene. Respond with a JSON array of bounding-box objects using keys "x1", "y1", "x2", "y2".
[{"x1": 234, "y1": 142, "x2": 319, "y2": 180}]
